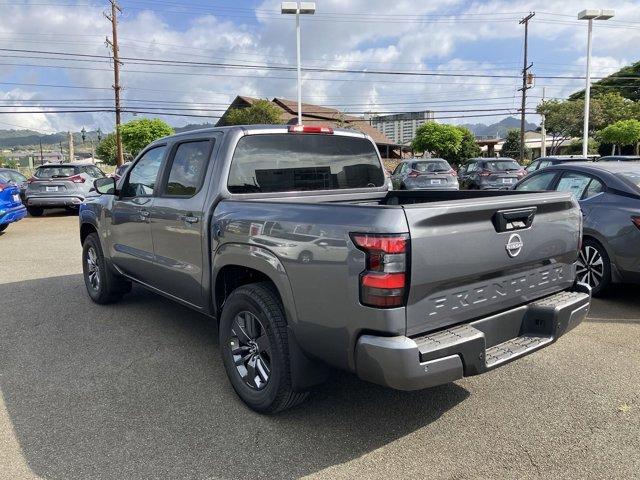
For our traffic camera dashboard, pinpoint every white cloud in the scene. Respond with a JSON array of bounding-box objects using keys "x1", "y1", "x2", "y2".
[{"x1": 0, "y1": 0, "x2": 637, "y2": 132}]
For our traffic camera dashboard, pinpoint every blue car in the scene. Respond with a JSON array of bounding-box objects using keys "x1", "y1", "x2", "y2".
[{"x1": 0, "y1": 179, "x2": 27, "y2": 233}]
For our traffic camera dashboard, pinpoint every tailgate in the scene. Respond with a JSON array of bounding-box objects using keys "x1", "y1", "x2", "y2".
[{"x1": 403, "y1": 192, "x2": 580, "y2": 335}]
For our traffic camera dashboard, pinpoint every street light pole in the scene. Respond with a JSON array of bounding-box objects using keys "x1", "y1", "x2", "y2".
[
  {"x1": 578, "y1": 9, "x2": 614, "y2": 157},
  {"x1": 582, "y1": 17, "x2": 593, "y2": 158},
  {"x1": 281, "y1": 2, "x2": 316, "y2": 125}
]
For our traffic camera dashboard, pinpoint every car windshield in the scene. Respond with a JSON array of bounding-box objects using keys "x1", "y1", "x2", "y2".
[
  {"x1": 412, "y1": 160, "x2": 451, "y2": 173},
  {"x1": 228, "y1": 134, "x2": 384, "y2": 193},
  {"x1": 617, "y1": 171, "x2": 640, "y2": 192},
  {"x1": 34, "y1": 166, "x2": 77, "y2": 178},
  {"x1": 484, "y1": 160, "x2": 521, "y2": 171}
]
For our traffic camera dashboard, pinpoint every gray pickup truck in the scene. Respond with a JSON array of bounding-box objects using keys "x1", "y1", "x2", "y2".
[{"x1": 80, "y1": 125, "x2": 590, "y2": 413}]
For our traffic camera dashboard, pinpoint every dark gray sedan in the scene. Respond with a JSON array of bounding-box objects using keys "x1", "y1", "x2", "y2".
[
  {"x1": 390, "y1": 158, "x2": 459, "y2": 190},
  {"x1": 458, "y1": 158, "x2": 526, "y2": 190},
  {"x1": 514, "y1": 162, "x2": 640, "y2": 295}
]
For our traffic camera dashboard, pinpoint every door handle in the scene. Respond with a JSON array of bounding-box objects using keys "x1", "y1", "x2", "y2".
[{"x1": 181, "y1": 214, "x2": 199, "y2": 224}]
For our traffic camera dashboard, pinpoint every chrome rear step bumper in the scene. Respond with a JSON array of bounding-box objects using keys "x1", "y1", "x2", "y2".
[{"x1": 355, "y1": 284, "x2": 590, "y2": 390}]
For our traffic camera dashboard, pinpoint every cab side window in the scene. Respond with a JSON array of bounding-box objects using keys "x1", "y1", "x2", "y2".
[
  {"x1": 121, "y1": 146, "x2": 167, "y2": 198},
  {"x1": 162, "y1": 140, "x2": 212, "y2": 197}
]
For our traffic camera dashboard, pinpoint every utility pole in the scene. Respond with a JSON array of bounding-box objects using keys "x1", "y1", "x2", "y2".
[
  {"x1": 518, "y1": 12, "x2": 535, "y2": 163},
  {"x1": 540, "y1": 87, "x2": 546, "y2": 157},
  {"x1": 68, "y1": 131, "x2": 74, "y2": 162},
  {"x1": 39, "y1": 139, "x2": 44, "y2": 165},
  {"x1": 106, "y1": 0, "x2": 124, "y2": 167}
]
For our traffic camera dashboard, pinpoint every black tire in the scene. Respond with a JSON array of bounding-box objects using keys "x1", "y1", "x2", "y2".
[
  {"x1": 82, "y1": 232, "x2": 132, "y2": 304},
  {"x1": 0, "y1": 224, "x2": 8, "y2": 233},
  {"x1": 298, "y1": 251, "x2": 313, "y2": 264},
  {"x1": 219, "y1": 282, "x2": 308, "y2": 414},
  {"x1": 576, "y1": 238, "x2": 612, "y2": 297},
  {"x1": 27, "y1": 206, "x2": 44, "y2": 217}
]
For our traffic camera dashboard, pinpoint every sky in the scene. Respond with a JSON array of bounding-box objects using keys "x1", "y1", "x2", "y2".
[{"x1": 0, "y1": 0, "x2": 638, "y2": 134}]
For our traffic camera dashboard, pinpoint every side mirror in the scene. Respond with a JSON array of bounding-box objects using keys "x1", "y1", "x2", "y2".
[{"x1": 94, "y1": 177, "x2": 117, "y2": 195}]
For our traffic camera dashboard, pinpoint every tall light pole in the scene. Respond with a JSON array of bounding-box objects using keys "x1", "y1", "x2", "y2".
[
  {"x1": 281, "y1": 1, "x2": 316, "y2": 125},
  {"x1": 578, "y1": 9, "x2": 614, "y2": 157}
]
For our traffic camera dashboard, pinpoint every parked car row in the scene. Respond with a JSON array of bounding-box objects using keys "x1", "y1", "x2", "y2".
[{"x1": 0, "y1": 163, "x2": 108, "y2": 233}]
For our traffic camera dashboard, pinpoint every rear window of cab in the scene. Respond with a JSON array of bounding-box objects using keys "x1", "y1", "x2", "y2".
[{"x1": 227, "y1": 134, "x2": 384, "y2": 193}]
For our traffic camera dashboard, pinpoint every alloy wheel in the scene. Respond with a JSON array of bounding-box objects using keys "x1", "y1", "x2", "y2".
[
  {"x1": 229, "y1": 311, "x2": 272, "y2": 390},
  {"x1": 86, "y1": 247, "x2": 100, "y2": 291},
  {"x1": 576, "y1": 245, "x2": 604, "y2": 290}
]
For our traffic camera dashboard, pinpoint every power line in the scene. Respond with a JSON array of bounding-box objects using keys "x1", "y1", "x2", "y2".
[{"x1": 1, "y1": 48, "x2": 638, "y2": 81}]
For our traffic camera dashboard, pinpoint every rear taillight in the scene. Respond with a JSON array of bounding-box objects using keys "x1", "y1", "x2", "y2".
[
  {"x1": 288, "y1": 125, "x2": 334, "y2": 134},
  {"x1": 632, "y1": 216, "x2": 640, "y2": 230},
  {"x1": 68, "y1": 174, "x2": 85, "y2": 183},
  {"x1": 407, "y1": 170, "x2": 420, "y2": 178},
  {"x1": 517, "y1": 169, "x2": 527, "y2": 177},
  {"x1": 27, "y1": 177, "x2": 36, "y2": 184},
  {"x1": 448, "y1": 169, "x2": 457, "y2": 175},
  {"x1": 351, "y1": 233, "x2": 409, "y2": 308},
  {"x1": 479, "y1": 169, "x2": 492, "y2": 177}
]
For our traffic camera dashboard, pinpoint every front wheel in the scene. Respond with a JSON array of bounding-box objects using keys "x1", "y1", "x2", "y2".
[
  {"x1": 82, "y1": 232, "x2": 131, "y2": 304},
  {"x1": 219, "y1": 282, "x2": 308, "y2": 413},
  {"x1": 576, "y1": 239, "x2": 611, "y2": 296}
]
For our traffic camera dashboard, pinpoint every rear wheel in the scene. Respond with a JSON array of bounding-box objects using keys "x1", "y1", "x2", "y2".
[
  {"x1": 82, "y1": 232, "x2": 131, "y2": 304},
  {"x1": 576, "y1": 238, "x2": 611, "y2": 296},
  {"x1": 219, "y1": 282, "x2": 308, "y2": 413},
  {"x1": 27, "y1": 206, "x2": 44, "y2": 217}
]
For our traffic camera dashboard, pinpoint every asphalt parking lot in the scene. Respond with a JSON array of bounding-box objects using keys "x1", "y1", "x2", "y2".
[{"x1": 1, "y1": 213, "x2": 639, "y2": 480}]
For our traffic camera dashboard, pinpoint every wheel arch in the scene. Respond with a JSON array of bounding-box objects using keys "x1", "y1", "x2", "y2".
[
  {"x1": 212, "y1": 243, "x2": 298, "y2": 326},
  {"x1": 80, "y1": 222, "x2": 98, "y2": 245}
]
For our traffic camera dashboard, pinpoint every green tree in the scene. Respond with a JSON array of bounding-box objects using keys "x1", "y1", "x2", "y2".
[
  {"x1": 411, "y1": 122, "x2": 464, "y2": 160},
  {"x1": 564, "y1": 138, "x2": 600, "y2": 155},
  {"x1": 220, "y1": 99, "x2": 282, "y2": 126},
  {"x1": 569, "y1": 61, "x2": 640, "y2": 102},
  {"x1": 450, "y1": 126, "x2": 481, "y2": 167},
  {"x1": 95, "y1": 133, "x2": 119, "y2": 165},
  {"x1": 590, "y1": 92, "x2": 639, "y2": 129},
  {"x1": 500, "y1": 129, "x2": 531, "y2": 160},
  {"x1": 598, "y1": 119, "x2": 640, "y2": 155},
  {"x1": 119, "y1": 118, "x2": 174, "y2": 157},
  {"x1": 537, "y1": 99, "x2": 584, "y2": 154}
]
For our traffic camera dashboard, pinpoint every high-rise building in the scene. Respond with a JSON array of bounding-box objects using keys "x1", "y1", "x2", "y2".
[{"x1": 370, "y1": 111, "x2": 435, "y2": 145}]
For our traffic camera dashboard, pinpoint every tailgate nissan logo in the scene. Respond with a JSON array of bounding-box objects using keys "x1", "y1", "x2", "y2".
[{"x1": 505, "y1": 233, "x2": 523, "y2": 258}]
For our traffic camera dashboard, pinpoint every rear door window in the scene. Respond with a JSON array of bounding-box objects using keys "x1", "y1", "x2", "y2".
[
  {"x1": 556, "y1": 172, "x2": 592, "y2": 199},
  {"x1": 122, "y1": 146, "x2": 166, "y2": 197},
  {"x1": 227, "y1": 134, "x2": 384, "y2": 193},
  {"x1": 162, "y1": 140, "x2": 212, "y2": 197}
]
